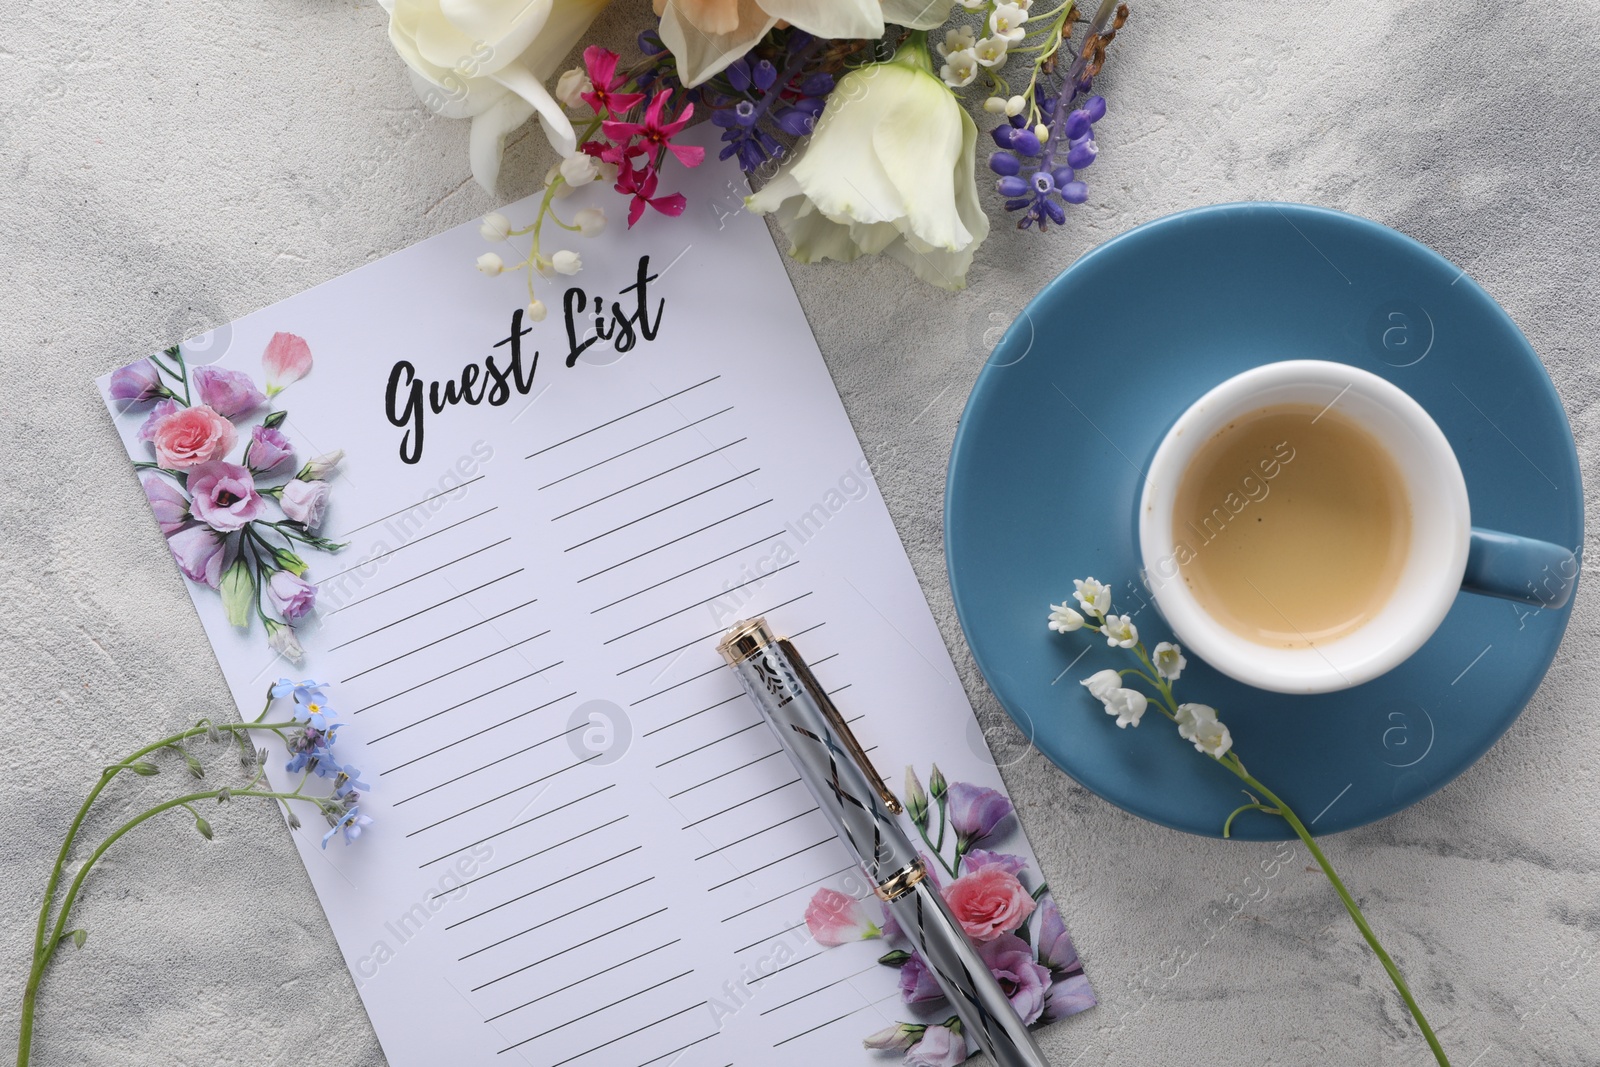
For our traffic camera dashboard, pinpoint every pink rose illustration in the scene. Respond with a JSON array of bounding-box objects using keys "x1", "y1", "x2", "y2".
[
  {"x1": 267, "y1": 570, "x2": 318, "y2": 620},
  {"x1": 192, "y1": 365, "x2": 266, "y2": 418},
  {"x1": 262, "y1": 332, "x2": 313, "y2": 395},
  {"x1": 187, "y1": 461, "x2": 265, "y2": 532},
  {"x1": 109, "y1": 359, "x2": 163, "y2": 403},
  {"x1": 803, "y1": 887, "x2": 879, "y2": 946},
  {"x1": 247, "y1": 424, "x2": 294, "y2": 473},
  {"x1": 942, "y1": 865, "x2": 1035, "y2": 942},
  {"x1": 280, "y1": 478, "x2": 331, "y2": 529},
  {"x1": 166, "y1": 524, "x2": 226, "y2": 588},
  {"x1": 977, "y1": 934, "x2": 1052, "y2": 1026},
  {"x1": 904, "y1": 1024, "x2": 966, "y2": 1067},
  {"x1": 137, "y1": 398, "x2": 181, "y2": 443},
  {"x1": 140, "y1": 471, "x2": 190, "y2": 534},
  {"x1": 151, "y1": 405, "x2": 237, "y2": 470}
]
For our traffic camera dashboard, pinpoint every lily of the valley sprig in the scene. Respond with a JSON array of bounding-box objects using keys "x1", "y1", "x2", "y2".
[
  {"x1": 1048, "y1": 578, "x2": 1452, "y2": 1066},
  {"x1": 15, "y1": 680, "x2": 371, "y2": 1067}
]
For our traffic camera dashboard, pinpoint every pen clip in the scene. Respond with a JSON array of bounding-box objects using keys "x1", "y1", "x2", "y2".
[{"x1": 778, "y1": 638, "x2": 903, "y2": 815}]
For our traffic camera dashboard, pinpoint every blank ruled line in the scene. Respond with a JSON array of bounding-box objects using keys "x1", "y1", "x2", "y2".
[
  {"x1": 406, "y1": 753, "x2": 602, "y2": 837},
  {"x1": 591, "y1": 532, "x2": 788, "y2": 614},
  {"x1": 666, "y1": 750, "x2": 783, "y2": 800},
  {"x1": 604, "y1": 561, "x2": 799, "y2": 646},
  {"x1": 575, "y1": 501, "x2": 774, "y2": 583},
  {"x1": 394, "y1": 723, "x2": 590, "y2": 804},
  {"x1": 319, "y1": 507, "x2": 498, "y2": 582},
  {"x1": 421, "y1": 784, "x2": 614, "y2": 868},
  {"x1": 369, "y1": 661, "x2": 562, "y2": 743},
  {"x1": 751, "y1": 951, "x2": 824, "y2": 983},
  {"x1": 758, "y1": 963, "x2": 879, "y2": 1015},
  {"x1": 524, "y1": 1001, "x2": 707, "y2": 1064},
  {"x1": 563, "y1": 470, "x2": 761, "y2": 553},
  {"x1": 551, "y1": 438, "x2": 748, "y2": 521},
  {"x1": 538, "y1": 407, "x2": 736, "y2": 490},
  {"x1": 619, "y1": 592, "x2": 812, "y2": 676},
  {"x1": 446, "y1": 846, "x2": 642, "y2": 927},
  {"x1": 383, "y1": 692, "x2": 580, "y2": 775},
  {"x1": 497, "y1": 969, "x2": 697, "y2": 1053},
  {"x1": 442, "y1": 816, "x2": 629, "y2": 892},
  {"x1": 643, "y1": 693, "x2": 744, "y2": 738},
  {"x1": 705, "y1": 838, "x2": 836, "y2": 891},
  {"x1": 656, "y1": 721, "x2": 764, "y2": 769},
  {"x1": 353, "y1": 633, "x2": 549, "y2": 715},
  {"x1": 340, "y1": 604, "x2": 543, "y2": 683},
  {"x1": 719, "y1": 866, "x2": 853, "y2": 922},
  {"x1": 628, "y1": 664, "x2": 723, "y2": 707},
  {"x1": 333, "y1": 476, "x2": 486, "y2": 538},
  {"x1": 328, "y1": 569, "x2": 524, "y2": 651},
  {"x1": 526, "y1": 375, "x2": 719, "y2": 460},
  {"x1": 460, "y1": 877, "x2": 656, "y2": 960},
  {"x1": 472, "y1": 908, "x2": 669, "y2": 991},
  {"x1": 771, "y1": 992, "x2": 898, "y2": 1047},
  {"x1": 693, "y1": 808, "x2": 818, "y2": 861},
  {"x1": 633, "y1": 1033, "x2": 718, "y2": 1067},
  {"x1": 682, "y1": 779, "x2": 802, "y2": 829},
  {"x1": 483, "y1": 939, "x2": 683, "y2": 1022},
  {"x1": 328, "y1": 538, "x2": 510, "y2": 615},
  {"x1": 735, "y1": 921, "x2": 808, "y2": 954}
]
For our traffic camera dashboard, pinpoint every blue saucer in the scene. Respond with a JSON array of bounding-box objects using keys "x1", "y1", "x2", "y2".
[{"x1": 945, "y1": 203, "x2": 1582, "y2": 839}]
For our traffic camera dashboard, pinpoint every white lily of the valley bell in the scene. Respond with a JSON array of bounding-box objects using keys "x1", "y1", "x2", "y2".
[{"x1": 746, "y1": 31, "x2": 989, "y2": 291}]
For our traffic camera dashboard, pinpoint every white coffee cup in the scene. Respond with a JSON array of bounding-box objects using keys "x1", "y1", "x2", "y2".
[{"x1": 1139, "y1": 360, "x2": 1571, "y2": 694}]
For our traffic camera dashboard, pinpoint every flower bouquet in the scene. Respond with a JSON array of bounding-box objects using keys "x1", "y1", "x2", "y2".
[{"x1": 375, "y1": 0, "x2": 1131, "y2": 297}]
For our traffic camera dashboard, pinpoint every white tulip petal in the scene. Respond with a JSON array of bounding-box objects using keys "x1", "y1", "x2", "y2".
[
  {"x1": 762, "y1": 0, "x2": 883, "y2": 38},
  {"x1": 880, "y1": 0, "x2": 957, "y2": 29},
  {"x1": 872, "y1": 75, "x2": 970, "y2": 251},
  {"x1": 658, "y1": 0, "x2": 778, "y2": 87},
  {"x1": 519, "y1": 0, "x2": 611, "y2": 78},
  {"x1": 467, "y1": 91, "x2": 535, "y2": 192},
  {"x1": 491, "y1": 60, "x2": 575, "y2": 158},
  {"x1": 437, "y1": 0, "x2": 554, "y2": 75}
]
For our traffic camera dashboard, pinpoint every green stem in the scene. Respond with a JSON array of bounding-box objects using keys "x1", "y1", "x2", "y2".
[{"x1": 914, "y1": 815, "x2": 959, "y2": 878}]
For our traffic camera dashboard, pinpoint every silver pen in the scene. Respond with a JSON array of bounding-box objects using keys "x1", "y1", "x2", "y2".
[{"x1": 717, "y1": 618, "x2": 1052, "y2": 1067}]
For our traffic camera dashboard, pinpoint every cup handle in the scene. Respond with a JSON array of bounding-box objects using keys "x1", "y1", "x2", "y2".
[{"x1": 1462, "y1": 527, "x2": 1578, "y2": 609}]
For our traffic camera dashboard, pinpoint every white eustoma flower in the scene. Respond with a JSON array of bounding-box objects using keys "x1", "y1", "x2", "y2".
[
  {"x1": 1102, "y1": 687, "x2": 1148, "y2": 728},
  {"x1": 1073, "y1": 577, "x2": 1112, "y2": 618},
  {"x1": 1080, "y1": 669, "x2": 1121, "y2": 703},
  {"x1": 990, "y1": 2, "x2": 1029, "y2": 42},
  {"x1": 940, "y1": 48, "x2": 979, "y2": 88},
  {"x1": 551, "y1": 249, "x2": 582, "y2": 275},
  {"x1": 1152, "y1": 641, "x2": 1187, "y2": 681},
  {"x1": 378, "y1": 0, "x2": 611, "y2": 191},
  {"x1": 1102, "y1": 614, "x2": 1138, "y2": 648},
  {"x1": 939, "y1": 24, "x2": 977, "y2": 56},
  {"x1": 973, "y1": 35, "x2": 1010, "y2": 67},
  {"x1": 479, "y1": 212, "x2": 512, "y2": 242},
  {"x1": 1176, "y1": 703, "x2": 1232, "y2": 758},
  {"x1": 559, "y1": 151, "x2": 599, "y2": 187},
  {"x1": 1048, "y1": 603, "x2": 1084, "y2": 632},
  {"x1": 745, "y1": 34, "x2": 989, "y2": 292}
]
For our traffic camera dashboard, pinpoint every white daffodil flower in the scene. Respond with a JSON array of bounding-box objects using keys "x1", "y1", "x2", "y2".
[
  {"x1": 378, "y1": 0, "x2": 611, "y2": 191},
  {"x1": 1073, "y1": 577, "x2": 1112, "y2": 618},
  {"x1": 746, "y1": 33, "x2": 989, "y2": 291},
  {"x1": 1152, "y1": 641, "x2": 1187, "y2": 681},
  {"x1": 940, "y1": 47, "x2": 980, "y2": 88},
  {"x1": 1048, "y1": 603, "x2": 1084, "y2": 632},
  {"x1": 940, "y1": 24, "x2": 977, "y2": 56},
  {"x1": 973, "y1": 35, "x2": 1010, "y2": 67},
  {"x1": 1102, "y1": 614, "x2": 1138, "y2": 648},
  {"x1": 1102, "y1": 686, "x2": 1148, "y2": 728},
  {"x1": 989, "y1": 2, "x2": 1029, "y2": 42},
  {"x1": 1176, "y1": 703, "x2": 1232, "y2": 758},
  {"x1": 1080, "y1": 669, "x2": 1121, "y2": 702}
]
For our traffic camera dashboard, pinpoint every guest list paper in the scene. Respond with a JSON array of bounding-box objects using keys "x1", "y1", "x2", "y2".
[{"x1": 98, "y1": 139, "x2": 1092, "y2": 1066}]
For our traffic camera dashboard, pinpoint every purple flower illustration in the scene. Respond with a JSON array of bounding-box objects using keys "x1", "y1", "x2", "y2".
[
  {"x1": 191, "y1": 364, "x2": 266, "y2": 418},
  {"x1": 166, "y1": 524, "x2": 226, "y2": 588},
  {"x1": 267, "y1": 570, "x2": 317, "y2": 621},
  {"x1": 947, "y1": 781, "x2": 1014, "y2": 847},
  {"x1": 137, "y1": 398, "x2": 180, "y2": 443},
  {"x1": 109, "y1": 359, "x2": 163, "y2": 403},
  {"x1": 1036, "y1": 898, "x2": 1080, "y2": 974},
  {"x1": 904, "y1": 1024, "x2": 965, "y2": 1067},
  {"x1": 961, "y1": 848, "x2": 1028, "y2": 877},
  {"x1": 187, "y1": 461, "x2": 265, "y2": 532},
  {"x1": 978, "y1": 934, "x2": 1052, "y2": 1026},
  {"x1": 1042, "y1": 973, "x2": 1097, "y2": 1022},
  {"x1": 140, "y1": 471, "x2": 189, "y2": 534},
  {"x1": 280, "y1": 478, "x2": 331, "y2": 528},
  {"x1": 898, "y1": 952, "x2": 946, "y2": 1005},
  {"x1": 247, "y1": 424, "x2": 294, "y2": 473}
]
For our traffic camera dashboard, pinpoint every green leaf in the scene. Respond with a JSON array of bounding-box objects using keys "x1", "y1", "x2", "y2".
[
  {"x1": 194, "y1": 815, "x2": 214, "y2": 840},
  {"x1": 263, "y1": 410, "x2": 288, "y2": 429},
  {"x1": 131, "y1": 762, "x2": 160, "y2": 776},
  {"x1": 64, "y1": 929, "x2": 87, "y2": 950},
  {"x1": 878, "y1": 949, "x2": 912, "y2": 967},
  {"x1": 220, "y1": 559, "x2": 254, "y2": 628}
]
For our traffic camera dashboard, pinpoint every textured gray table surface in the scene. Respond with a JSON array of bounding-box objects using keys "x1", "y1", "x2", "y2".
[{"x1": 4, "y1": 1, "x2": 1598, "y2": 1064}]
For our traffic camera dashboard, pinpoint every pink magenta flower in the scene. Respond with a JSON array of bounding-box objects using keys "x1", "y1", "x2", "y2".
[
  {"x1": 166, "y1": 524, "x2": 226, "y2": 588},
  {"x1": 280, "y1": 478, "x2": 331, "y2": 529},
  {"x1": 268, "y1": 570, "x2": 318, "y2": 620},
  {"x1": 187, "y1": 461, "x2": 265, "y2": 532},
  {"x1": 942, "y1": 865, "x2": 1035, "y2": 942},
  {"x1": 261, "y1": 332, "x2": 313, "y2": 396},
  {"x1": 140, "y1": 471, "x2": 190, "y2": 534},
  {"x1": 616, "y1": 165, "x2": 687, "y2": 228},
  {"x1": 602, "y1": 88, "x2": 705, "y2": 170},
  {"x1": 579, "y1": 47, "x2": 645, "y2": 117},
  {"x1": 151, "y1": 405, "x2": 237, "y2": 470},
  {"x1": 191, "y1": 364, "x2": 266, "y2": 418},
  {"x1": 904, "y1": 1024, "x2": 965, "y2": 1067},
  {"x1": 137, "y1": 398, "x2": 181, "y2": 443},
  {"x1": 247, "y1": 424, "x2": 294, "y2": 474},
  {"x1": 803, "y1": 887, "x2": 879, "y2": 946},
  {"x1": 109, "y1": 359, "x2": 163, "y2": 403},
  {"x1": 977, "y1": 934, "x2": 1052, "y2": 1026}
]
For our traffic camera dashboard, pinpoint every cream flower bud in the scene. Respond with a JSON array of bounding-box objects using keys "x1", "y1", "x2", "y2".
[
  {"x1": 559, "y1": 152, "x2": 599, "y2": 188},
  {"x1": 544, "y1": 162, "x2": 574, "y2": 198},
  {"x1": 475, "y1": 252, "x2": 505, "y2": 276},
  {"x1": 575, "y1": 207, "x2": 606, "y2": 238},
  {"x1": 1005, "y1": 94, "x2": 1027, "y2": 116},
  {"x1": 526, "y1": 298, "x2": 548, "y2": 322},
  {"x1": 1034, "y1": 123, "x2": 1050, "y2": 142},
  {"x1": 555, "y1": 67, "x2": 592, "y2": 110},
  {"x1": 984, "y1": 96, "x2": 1008, "y2": 114},
  {"x1": 552, "y1": 250, "x2": 582, "y2": 275},
  {"x1": 479, "y1": 212, "x2": 512, "y2": 242}
]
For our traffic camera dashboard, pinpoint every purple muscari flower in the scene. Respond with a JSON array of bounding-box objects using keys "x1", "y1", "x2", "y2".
[
  {"x1": 191, "y1": 364, "x2": 265, "y2": 418},
  {"x1": 268, "y1": 569, "x2": 317, "y2": 621},
  {"x1": 166, "y1": 523, "x2": 226, "y2": 587},
  {"x1": 709, "y1": 35, "x2": 828, "y2": 174},
  {"x1": 978, "y1": 934, "x2": 1053, "y2": 1026},
  {"x1": 247, "y1": 424, "x2": 293, "y2": 474},
  {"x1": 637, "y1": 27, "x2": 665, "y2": 55},
  {"x1": 109, "y1": 359, "x2": 165, "y2": 404},
  {"x1": 987, "y1": 78, "x2": 1110, "y2": 230},
  {"x1": 898, "y1": 952, "x2": 947, "y2": 1005},
  {"x1": 140, "y1": 471, "x2": 190, "y2": 534},
  {"x1": 947, "y1": 781, "x2": 1014, "y2": 848},
  {"x1": 137, "y1": 398, "x2": 181, "y2": 443}
]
